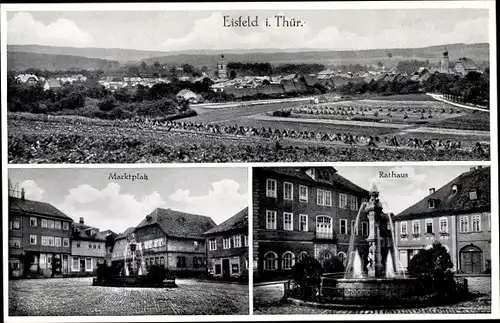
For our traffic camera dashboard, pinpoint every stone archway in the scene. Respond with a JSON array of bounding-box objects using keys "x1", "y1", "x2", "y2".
[{"x1": 460, "y1": 244, "x2": 483, "y2": 274}]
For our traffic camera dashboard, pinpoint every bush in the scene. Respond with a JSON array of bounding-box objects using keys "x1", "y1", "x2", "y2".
[
  {"x1": 146, "y1": 264, "x2": 168, "y2": 285},
  {"x1": 291, "y1": 255, "x2": 324, "y2": 300},
  {"x1": 272, "y1": 110, "x2": 291, "y2": 117},
  {"x1": 98, "y1": 97, "x2": 117, "y2": 112},
  {"x1": 323, "y1": 256, "x2": 345, "y2": 274}
]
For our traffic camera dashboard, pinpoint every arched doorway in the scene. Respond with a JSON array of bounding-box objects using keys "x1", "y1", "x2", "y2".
[{"x1": 460, "y1": 244, "x2": 483, "y2": 274}]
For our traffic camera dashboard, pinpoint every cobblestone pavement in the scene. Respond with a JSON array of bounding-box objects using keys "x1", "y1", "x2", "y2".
[
  {"x1": 9, "y1": 277, "x2": 249, "y2": 316},
  {"x1": 254, "y1": 276, "x2": 491, "y2": 315}
]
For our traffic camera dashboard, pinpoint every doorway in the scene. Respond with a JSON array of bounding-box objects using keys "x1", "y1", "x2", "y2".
[
  {"x1": 222, "y1": 259, "x2": 230, "y2": 278},
  {"x1": 460, "y1": 244, "x2": 483, "y2": 274},
  {"x1": 80, "y1": 259, "x2": 86, "y2": 273}
]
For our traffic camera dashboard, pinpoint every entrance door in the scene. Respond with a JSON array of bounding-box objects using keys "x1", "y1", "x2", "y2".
[
  {"x1": 63, "y1": 255, "x2": 69, "y2": 274},
  {"x1": 222, "y1": 259, "x2": 230, "y2": 278},
  {"x1": 80, "y1": 259, "x2": 86, "y2": 273},
  {"x1": 460, "y1": 245, "x2": 483, "y2": 274}
]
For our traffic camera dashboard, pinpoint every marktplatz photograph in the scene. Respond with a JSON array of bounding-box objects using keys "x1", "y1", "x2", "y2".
[
  {"x1": 7, "y1": 167, "x2": 249, "y2": 316},
  {"x1": 252, "y1": 165, "x2": 492, "y2": 314}
]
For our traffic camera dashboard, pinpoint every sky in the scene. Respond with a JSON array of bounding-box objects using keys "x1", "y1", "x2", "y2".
[
  {"x1": 8, "y1": 167, "x2": 248, "y2": 234},
  {"x1": 335, "y1": 165, "x2": 485, "y2": 215},
  {"x1": 6, "y1": 9, "x2": 489, "y2": 51}
]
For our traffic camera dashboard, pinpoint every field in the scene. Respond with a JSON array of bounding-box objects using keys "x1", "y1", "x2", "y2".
[
  {"x1": 9, "y1": 277, "x2": 249, "y2": 316},
  {"x1": 8, "y1": 95, "x2": 491, "y2": 163}
]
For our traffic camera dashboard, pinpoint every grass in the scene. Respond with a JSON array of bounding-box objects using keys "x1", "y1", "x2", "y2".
[
  {"x1": 428, "y1": 110, "x2": 490, "y2": 131},
  {"x1": 9, "y1": 277, "x2": 249, "y2": 316}
]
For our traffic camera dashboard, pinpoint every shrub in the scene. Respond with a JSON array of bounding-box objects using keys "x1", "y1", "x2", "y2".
[
  {"x1": 323, "y1": 256, "x2": 345, "y2": 274},
  {"x1": 98, "y1": 97, "x2": 117, "y2": 112},
  {"x1": 146, "y1": 264, "x2": 168, "y2": 285},
  {"x1": 291, "y1": 255, "x2": 324, "y2": 300},
  {"x1": 272, "y1": 110, "x2": 291, "y2": 117}
]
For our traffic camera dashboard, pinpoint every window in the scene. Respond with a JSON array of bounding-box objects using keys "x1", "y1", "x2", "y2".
[
  {"x1": 317, "y1": 189, "x2": 325, "y2": 206},
  {"x1": 233, "y1": 235, "x2": 242, "y2": 248},
  {"x1": 349, "y1": 196, "x2": 358, "y2": 210},
  {"x1": 401, "y1": 222, "x2": 408, "y2": 235},
  {"x1": 86, "y1": 258, "x2": 92, "y2": 271},
  {"x1": 231, "y1": 260, "x2": 239, "y2": 274},
  {"x1": 55, "y1": 221, "x2": 61, "y2": 229},
  {"x1": 299, "y1": 214, "x2": 308, "y2": 232},
  {"x1": 76, "y1": 242, "x2": 81, "y2": 248},
  {"x1": 325, "y1": 191, "x2": 332, "y2": 207},
  {"x1": 160, "y1": 257, "x2": 165, "y2": 266},
  {"x1": 264, "y1": 252, "x2": 277, "y2": 271},
  {"x1": 284, "y1": 182, "x2": 293, "y2": 200},
  {"x1": 351, "y1": 220, "x2": 358, "y2": 235},
  {"x1": 316, "y1": 216, "x2": 333, "y2": 239},
  {"x1": 439, "y1": 218, "x2": 448, "y2": 233},
  {"x1": 41, "y1": 219, "x2": 48, "y2": 228},
  {"x1": 63, "y1": 222, "x2": 69, "y2": 230},
  {"x1": 48, "y1": 220, "x2": 55, "y2": 229},
  {"x1": 266, "y1": 179, "x2": 277, "y2": 198},
  {"x1": 48, "y1": 236, "x2": 54, "y2": 246},
  {"x1": 362, "y1": 222, "x2": 369, "y2": 236},
  {"x1": 283, "y1": 212, "x2": 293, "y2": 231},
  {"x1": 223, "y1": 237, "x2": 231, "y2": 249},
  {"x1": 337, "y1": 252, "x2": 346, "y2": 265},
  {"x1": 11, "y1": 260, "x2": 20, "y2": 270},
  {"x1": 282, "y1": 252, "x2": 295, "y2": 270},
  {"x1": 472, "y1": 215, "x2": 481, "y2": 232},
  {"x1": 299, "y1": 185, "x2": 308, "y2": 202},
  {"x1": 425, "y1": 219, "x2": 433, "y2": 234},
  {"x1": 30, "y1": 235, "x2": 37, "y2": 245},
  {"x1": 452, "y1": 185, "x2": 458, "y2": 194},
  {"x1": 412, "y1": 220, "x2": 420, "y2": 235},
  {"x1": 297, "y1": 251, "x2": 309, "y2": 262},
  {"x1": 428, "y1": 199, "x2": 435, "y2": 208},
  {"x1": 63, "y1": 238, "x2": 70, "y2": 247},
  {"x1": 72, "y1": 257, "x2": 79, "y2": 271},
  {"x1": 339, "y1": 194, "x2": 348, "y2": 209},
  {"x1": 244, "y1": 235, "x2": 248, "y2": 247},
  {"x1": 30, "y1": 217, "x2": 37, "y2": 226},
  {"x1": 215, "y1": 263, "x2": 221, "y2": 275},
  {"x1": 469, "y1": 189, "x2": 477, "y2": 201},
  {"x1": 55, "y1": 237, "x2": 61, "y2": 247},
  {"x1": 340, "y1": 219, "x2": 347, "y2": 234},
  {"x1": 176, "y1": 256, "x2": 186, "y2": 268},
  {"x1": 266, "y1": 210, "x2": 277, "y2": 229},
  {"x1": 209, "y1": 239, "x2": 217, "y2": 251},
  {"x1": 460, "y1": 216, "x2": 469, "y2": 233},
  {"x1": 9, "y1": 238, "x2": 21, "y2": 248}
]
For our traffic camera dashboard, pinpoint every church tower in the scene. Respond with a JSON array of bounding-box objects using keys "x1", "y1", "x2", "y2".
[
  {"x1": 440, "y1": 47, "x2": 450, "y2": 73},
  {"x1": 217, "y1": 54, "x2": 227, "y2": 79}
]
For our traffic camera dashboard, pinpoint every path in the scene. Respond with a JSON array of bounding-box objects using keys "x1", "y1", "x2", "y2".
[{"x1": 427, "y1": 93, "x2": 489, "y2": 112}]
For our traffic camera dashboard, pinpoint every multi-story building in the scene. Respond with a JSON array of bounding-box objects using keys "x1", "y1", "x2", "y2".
[
  {"x1": 110, "y1": 227, "x2": 135, "y2": 271},
  {"x1": 134, "y1": 208, "x2": 216, "y2": 276},
  {"x1": 69, "y1": 217, "x2": 107, "y2": 276},
  {"x1": 8, "y1": 191, "x2": 73, "y2": 278},
  {"x1": 394, "y1": 166, "x2": 491, "y2": 274},
  {"x1": 101, "y1": 230, "x2": 118, "y2": 267},
  {"x1": 204, "y1": 207, "x2": 249, "y2": 279},
  {"x1": 253, "y1": 167, "x2": 370, "y2": 279}
]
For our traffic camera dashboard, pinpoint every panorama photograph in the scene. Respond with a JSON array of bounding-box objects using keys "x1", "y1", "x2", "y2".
[
  {"x1": 5, "y1": 7, "x2": 492, "y2": 163},
  {"x1": 7, "y1": 167, "x2": 249, "y2": 316},
  {"x1": 252, "y1": 165, "x2": 492, "y2": 314}
]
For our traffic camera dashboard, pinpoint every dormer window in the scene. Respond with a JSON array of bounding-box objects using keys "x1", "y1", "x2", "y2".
[
  {"x1": 306, "y1": 168, "x2": 316, "y2": 180},
  {"x1": 428, "y1": 199, "x2": 435, "y2": 209},
  {"x1": 469, "y1": 189, "x2": 477, "y2": 201},
  {"x1": 452, "y1": 185, "x2": 458, "y2": 194},
  {"x1": 146, "y1": 215, "x2": 152, "y2": 222}
]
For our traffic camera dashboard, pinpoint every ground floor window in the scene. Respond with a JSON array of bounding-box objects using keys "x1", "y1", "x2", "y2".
[
  {"x1": 177, "y1": 256, "x2": 186, "y2": 268},
  {"x1": 231, "y1": 258, "x2": 240, "y2": 275},
  {"x1": 282, "y1": 251, "x2": 295, "y2": 270},
  {"x1": 72, "y1": 257, "x2": 79, "y2": 271},
  {"x1": 297, "y1": 251, "x2": 309, "y2": 262},
  {"x1": 215, "y1": 263, "x2": 221, "y2": 275},
  {"x1": 86, "y1": 258, "x2": 92, "y2": 271},
  {"x1": 160, "y1": 256, "x2": 165, "y2": 266},
  {"x1": 10, "y1": 260, "x2": 20, "y2": 270},
  {"x1": 264, "y1": 252, "x2": 278, "y2": 271}
]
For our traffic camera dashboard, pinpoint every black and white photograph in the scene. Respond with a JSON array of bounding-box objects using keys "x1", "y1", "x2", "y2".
[
  {"x1": 7, "y1": 167, "x2": 249, "y2": 316},
  {"x1": 252, "y1": 165, "x2": 492, "y2": 314},
  {"x1": 3, "y1": 4, "x2": 493, "y2": 163}
]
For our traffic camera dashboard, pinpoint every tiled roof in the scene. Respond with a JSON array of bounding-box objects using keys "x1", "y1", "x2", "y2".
[
  {"x1": 115, "y1": 227, "x2": 135, "y2": 240},
  {"x1": 9, "y1": 197, "x2": 72, "y2": 221},
  {"x1": 204, "y1": 207, "x2": 248, "y2": 235},
  {"x1": 260, "y1": 167, "x2": 369, "y2": 195},
  {"x1": 72, "y1": 222, "x2": 107, "y2": 241},
  {"x1": 136, "y1": 208, "x2": 216, "y2": 239},
  {"x1": 394, "y1": 166, "x2": 490, "y2": 220},
  {"x1": 456, "y1": 58, "x2": 477, "y2": 71}
]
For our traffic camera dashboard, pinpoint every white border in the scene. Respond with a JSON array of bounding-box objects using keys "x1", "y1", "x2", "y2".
[{"x1": 2, "y1": 0, "x2": 498, "y2": 322}]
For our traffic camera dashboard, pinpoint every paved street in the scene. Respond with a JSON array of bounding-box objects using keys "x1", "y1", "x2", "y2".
[
  {"x1": 9, "y1": 277, "x2": 249, "y2": 316},
  {"x1": 254, "y1": 276, "x2": 491, "y2": 314}
]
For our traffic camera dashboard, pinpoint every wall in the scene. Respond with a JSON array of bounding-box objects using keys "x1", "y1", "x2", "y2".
[
  {"x1": 456, "y1": 212, "x2": 491, "y2": 272},
  {"x1": 71, "y1": 240, "x2": 106, "y2": 258}
]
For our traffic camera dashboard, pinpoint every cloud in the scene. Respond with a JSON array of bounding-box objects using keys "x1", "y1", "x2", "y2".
[
  {"x1": 56, "y1": 183, "x2": 165, "y2": 233},
  {"x1": 7, "y1": 12, "x2": 93, "y2": 47},
  {"x1": 169, "y1": 179, "x2": 248, "y2": 224},
  {"x1": 20, "y1": 180, "x2": 45, "y2": 201}
]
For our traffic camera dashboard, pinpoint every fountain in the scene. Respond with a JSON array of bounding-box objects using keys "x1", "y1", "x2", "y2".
[{"x1": 93, "y1": 233, "x2": 176, "y2": 288}]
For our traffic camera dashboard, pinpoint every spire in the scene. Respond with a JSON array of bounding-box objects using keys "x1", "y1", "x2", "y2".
[{"x1": 443, "y1": 46, "x2": 448, "y2": 56}]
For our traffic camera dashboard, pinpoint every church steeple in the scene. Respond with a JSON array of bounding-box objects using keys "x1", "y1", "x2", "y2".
[
  {"x1": 440, "y1": 46, "x2": 450, "y2": 73},
  {"x1": 217, "y1": 54, "x2": 227, "y2": 79}
]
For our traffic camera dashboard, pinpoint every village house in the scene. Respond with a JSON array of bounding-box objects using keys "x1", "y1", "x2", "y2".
[
  {"x1": 253, "y1": 167, "x2": 370, "y2": 280},
  {"x1": 8, "y1": 189, "x2": 72, "y2": 278},
  {"x1": 393, "y1": 166, "x2": 491, "y2": 274},
  {"x1": 176, "y1": 89, "x2": 198, "y2": 103},
  {"x1": 15, "y1": 73, "x2": 39, "y2": 85},
  {"x1": 69, "y1": 217, "x2": 107, "y2": 276},
  {"x1": 101, "y1": 229, "x2": 118, "y2": 266},
  {"x1": 454, "y1": 58, "x2": 479, "y2": 76},
  {"x1": 43, "y1": 78, "x2": 62, "y2": 91},
  {"x1": 110, "y1": 227, "x2": 135, "y2": 271},
  {"x1": 134, "y1": 208, "x2": 216, "y2": 276},
  {"x1": 204, "y1": 207, "x2": 249, "y2": 279}
]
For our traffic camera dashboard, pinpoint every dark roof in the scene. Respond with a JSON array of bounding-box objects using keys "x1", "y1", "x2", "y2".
[
  {"x1": 136, "y1": 208, "x2": 216, "y2": 239},
  {"x1": 9, "y1": 197, "x2": 72, "y2": 221},
  {"x1": 456, "y1": 58, "x2": 477, "y2": 70},
  {"x1": 395, "y1": 166, "x2": 490, "y2": 220},
  {"x1": 293, "y1": 79, "x2": 307, "y2": 92},
  {"x1": 204, "y1": 207, "x2": 248, "y2": 235},
  {"x1": 72, "y1": 223, "x2": 106, "y2": 241},
  {"x1": 303, "y1": 75, "x2": 319, "y2": 87},
  {"x1": 281, "y1": 79, "x2": 297, "y2": 93},
  {"x1": 260, "y1": 167, "x2": 369, "y2": 196},
  {"x1": 115, "y1": 227, "x2": 135, "y2": 240}
]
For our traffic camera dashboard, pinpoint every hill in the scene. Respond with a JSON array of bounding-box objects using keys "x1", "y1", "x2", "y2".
[{"x1": 7, "y1": 51, "x2": 121, "y2": 72}]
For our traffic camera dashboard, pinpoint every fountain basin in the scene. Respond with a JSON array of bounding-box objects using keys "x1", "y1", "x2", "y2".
[{"x1": 92, "y1": 275, "x2": 178, "y2": 288}]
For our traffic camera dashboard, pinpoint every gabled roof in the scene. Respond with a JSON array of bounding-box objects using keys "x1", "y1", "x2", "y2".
[
  {"x1": 115, "y1": 227, "x2": 135, "y2": 241},
  {"x1": 394, "y1": 166, "x2": 490, "y2": 220},
  {"x1": 9, "y1": 196, "x2": 73, "y2": 221},
  {"x1": 72, "y1": 222, "x2": 106, "y2": 241},
  {"x1": 259, "y1": 167, "x2": 369, "y2": 196},
  {"x1": 136, "y1": 208, "x2": 216, "y2": 239},
  {"x1": 16, "y1": 74, "x2": 38, "y2": 83},
  {"x1": 176, "y1": 89, "x2": 196, "y2": 97},
  {"x1": 204, "y1": 207, "x2": 248, "y2": 235},
  {"x1": 303, "y1": 75, "x2": 319, "y2": 87},
  {"x1": 455, "y1": 58, "x2": 477, "y2": 70},
  {"x1": 46, "y1": 79, "x2": 61, "y2": 88}
]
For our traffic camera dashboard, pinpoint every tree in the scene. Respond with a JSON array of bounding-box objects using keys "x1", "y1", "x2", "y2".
[
  {"x1": 323, "y1": 255, "x2": 345, "y2": 274},
  {"x1": 229, "y1": 70, "x2": 237, "y2": 79},
  {"x1": 291, "y1": 255, "x2": 324, "y2": 300},
  {"x1": 98, "y1": 97, "x2": 117, "y2": 112}
]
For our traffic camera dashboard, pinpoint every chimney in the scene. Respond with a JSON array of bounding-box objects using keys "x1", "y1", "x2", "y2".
[
  {"x1": 21, "y1": 188, "x2": 25, "y2": 200},
  {"x1": 79, "y1": 217, "x2": 84, "y2": 225},
  {"x1": 429, "y1": 188, "x2": 435, "y2": 195}
]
